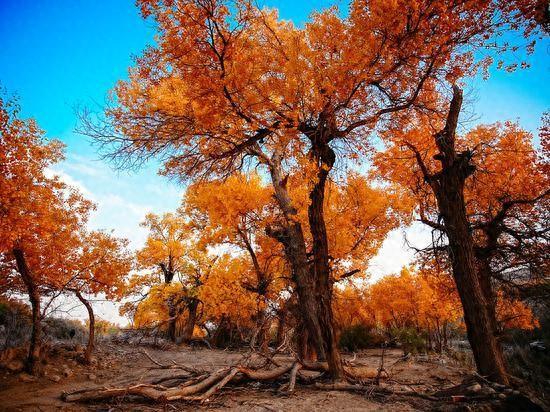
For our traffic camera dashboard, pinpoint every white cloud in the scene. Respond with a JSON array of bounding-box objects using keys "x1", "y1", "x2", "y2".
[
  {"x1": 45, "y1": 167, "x2": 95, "y2": 200},
  {"x1": 367, "y1": 222, "x2": 433, "y2": 282}
]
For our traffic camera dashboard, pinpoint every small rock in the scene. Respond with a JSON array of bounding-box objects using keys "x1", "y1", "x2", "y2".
[
  {"x1": 5, "y1": 360, "x2": 24, "y2": 372},
  {"x1": 512, "y1": 390, "x2": 521, "y2": 396},
  {"x1": 18, "y1": 373, "x2": 35, "y2": 383},
  {"x1": 62, "y1": 367, "x2": 73, "y2": 377},
  {"x1": 504, "y1": 388, "x2": 513, "y2": 394},
  {"x1": 481, "y1": 387, "x2": 496, "y2": 395},
  {"x1": 498, "y1": 393, "x2": 507, "y2": 399},
  {"x1": 49, "y1": 374, "x2": 61, "y2": 382},
  {"x1": 87, "y1": 373, "x2": 96, "y2": 380},
  {"x1": 467, "y1": 383, "x2": 482, "y2": 393}
]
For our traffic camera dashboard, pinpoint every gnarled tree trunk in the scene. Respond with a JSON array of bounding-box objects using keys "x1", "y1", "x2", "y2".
[
  {"x1": 182, "y1": 298, "x2": 199, "y2": 343},
  {"x1": 266, "y1": 158, "x2": 328, "y2": 363},
  {"x1": 75, "y1": 290, "x2": 95, "y2": 364},
  {"x1": 167, "y1": 297, "x2": 178, "y2": 342},
  {"x1": 160, "y1": 260, "x2": 178, "y2": 342},
  {"x1": 13, "y1": 248, "x2": 41, "y2": 375},
  {"x1": 307, "y1": 135, "x2": 344, "y2": 379},
  {"x1": 475, "y1": 255, "x2": 499, "y2": 336},
  {"x1": 266, "y1": 138, "x2": 344, "y2": 379},
  {"x1": 425, "y1": 86, "x2": 508, "y2": 383}
]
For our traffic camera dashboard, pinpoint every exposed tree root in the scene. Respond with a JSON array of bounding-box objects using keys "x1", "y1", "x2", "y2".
[{"x1": 62, "y1": 351, "x2": 401, "y2": 405}]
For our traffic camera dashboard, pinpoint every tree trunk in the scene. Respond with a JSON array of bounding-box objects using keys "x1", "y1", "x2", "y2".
[
  {"x1": 160, "y1": 261, "x2": 178, "y2": 342},
  {"x1": 167, "y1": 297, "x2": 178, "y2": 342},
  {"x1": 13, "y1": 248, "x2": 41, "y2": 375},
  {"x1": 275, "y1": 301, "x2": 288, "y2": 347},
  {"x1": 266, "y1": 145, "x2": 344, "y2": 379},
  {"x1": 426, "y1": 86, "x2": 508, "y2": 384},
  {"x1": 75, "y1": 290, "x2": 95, "y2": 364},
  {"x1": 436, "y1": 190, "x2": 507, "y2": 382},
  {"x1": 266, "y1": 156, "x2": 328, "y2": 362},
  {"x1": 307, "y1": 139, "x2": 344, "y2": 379},
  {"x1": 476, "y1": 254, "x2": 499, "y2": 336},
  {"x1": 182, "y1": 298, "x2": 199, "y2": 343}
]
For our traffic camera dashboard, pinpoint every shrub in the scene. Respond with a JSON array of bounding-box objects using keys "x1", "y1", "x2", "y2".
[
  {"x1": 392, "y1": 327, "x2": 427, "y2": 355},
  {"x1": 43, "y1": 317, "x2": 86, "y2": 342},
  {"x1": 339, "y1": 324, "x2": 383, "y2": 351},
  {"x1": 0, "y1": 298, "x2": 32, "y2": 349}
]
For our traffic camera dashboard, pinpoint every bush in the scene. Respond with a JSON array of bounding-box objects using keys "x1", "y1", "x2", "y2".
[
  {"x1": 506, "y1": 344, "x2": 549, "y2": 400},
  {"x1": 339, "y1": 324, "x2": 383, "y2": 351},
  {"x1": 43, "y1": 317, "x2": 87, "y2": 342},
  {"x1": 392, "y1": 327, "x2": 427, "y2": 355},
  {"x1": 0, "y1": 298, "x2": 32, "y2": 349}
]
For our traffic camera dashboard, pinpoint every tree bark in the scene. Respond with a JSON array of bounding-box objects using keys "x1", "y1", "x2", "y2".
[
  {"x1": 13, "y1": 248, "x2": 41, "y2": 375},
  {"x1": 266, "y1": 155, "x2": 327, "y2": 362},
  {"x1": 182, "y1": 298, "x2": 199, "y2": 343},
  {"x1": 266, "y1": 140, "x2": 344, "y2": 379},
  {"x1": 75, "y1": 290, "x2": 95, "y2": 364},
  {"x1": 167, "y1": 297, "x2": 178, "y2": 342},
  {"x1": 307, "y1": 136, "x2": 344, "y2": 379},
  {"x1": 160, "y1": 260, "x2": 178, "y2": 342},
  {"x1": 424, "y1": 86, "x2": 508, "y2": 383},
  {"x1": 476, "y1": 255, "x2": 499, "y2": 336}
]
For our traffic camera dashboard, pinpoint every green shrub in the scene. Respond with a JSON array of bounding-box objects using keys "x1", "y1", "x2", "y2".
[
  {"x1": 339, "y1": 324, "x2": 383, "y2": 351},
  {"x1": 392, "y1": 327, "x2": 427, "y2": 355}
]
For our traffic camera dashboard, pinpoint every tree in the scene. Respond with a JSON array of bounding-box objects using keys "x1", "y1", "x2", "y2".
[
  {"x1": 64, "y1": 230, "x2": 132, "y2": 363},
  {"x1": 135, "y1": 212, "x2": 189, "y2": 341},
  {"x1": 82, "y1": 0, "x2": 542, "y2": 380},
  {"x1": 130, "y1": 214, "x2": 223, "y2": 343},
  {"x1": 184, "y1": 173, "x2": 286, "y2": 348},
  {"x1": 375, "y1": 98, "x2": 548, "y2": 382},
  {"x1": 0, "y1": 96, "x2": 93, "y2": 373},
  {"x1": 377, "y1": 87, "x2": 511, "y2": 381}
]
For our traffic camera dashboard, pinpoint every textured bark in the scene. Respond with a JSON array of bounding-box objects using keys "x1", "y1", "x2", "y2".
[
  {"x1": 424, "y1": 86, "x2": 508, "y2": 383},
  {"x1": 182, "y1": 298, "x2": 199, "y2": 343},
  {"x1": 160, "y1": 260, "x2": 178, "y2": 342},
  {"x1": 75, "y1": 291, "x2": 95, "y2": 364},
  {"x1": 266, "y1": 156, "x2": 327, "y2": 362},
  {"x1": 167, "y1": 298, "x2": 178, "y2": 342},
  {"x1": 266, "y1": 140, "x2": 344, "y2": 379},
  {"x1": 476, "y1": 256, "x2": 499, "y2": 336},
  {"x1": 307, "y1": 136, "x2": 344, "y2": 379},
  {"x1": 13, "y1": 248, "x2": 41, "y2": 375}
]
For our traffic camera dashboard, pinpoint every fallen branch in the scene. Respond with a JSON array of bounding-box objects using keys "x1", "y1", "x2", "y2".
[
  {"x1": 314, "y1": 382, "x2": 439, "y2": 401},
  {"x1": 62, "y1": 357, "x2": 389, "y2": 404},
  {"x1": 140, "y1": 349, "x2": 204, "y2": 374}
]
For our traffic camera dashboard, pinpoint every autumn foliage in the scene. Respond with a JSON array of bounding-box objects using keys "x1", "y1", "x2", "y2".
[{"x1": 0, "y1": 0, "x2": 547, "y2": 400}]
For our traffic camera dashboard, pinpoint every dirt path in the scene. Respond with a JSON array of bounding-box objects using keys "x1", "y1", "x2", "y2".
[{"x1": 0, "y1": 345, "x2": 470, "y2": 411}]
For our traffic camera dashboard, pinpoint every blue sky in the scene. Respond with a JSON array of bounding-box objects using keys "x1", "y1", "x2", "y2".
[{"x1": 1, "y1": 1, "x2": 549, "y2": 285}]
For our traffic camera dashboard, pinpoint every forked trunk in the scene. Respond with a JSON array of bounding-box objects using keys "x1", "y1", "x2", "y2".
[
  {"x1": 266, "y1": 158, "x2": 328, "y2": 363},
  {"x1": 427, "y1": 86, "x2": 508, "y2": 383},
  {"x1": 75, "y1": 291, "x2": 95, "y2": 364},
  {"x1": 266, "y1": 139, "x2": 344, "y2": 379},
  {"x1": 13, "y1": 248, "x2": 41, "y2": 375}
]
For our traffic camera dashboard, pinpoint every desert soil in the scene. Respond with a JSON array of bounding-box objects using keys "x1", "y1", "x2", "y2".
[{"x1": 0, "y1": 344, "x2": 472, "y2": 411}]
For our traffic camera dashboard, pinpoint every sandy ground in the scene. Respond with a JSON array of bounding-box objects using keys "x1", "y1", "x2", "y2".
[{"x1": 0, "y1": 344, "x2": 472, "y2": 411}]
